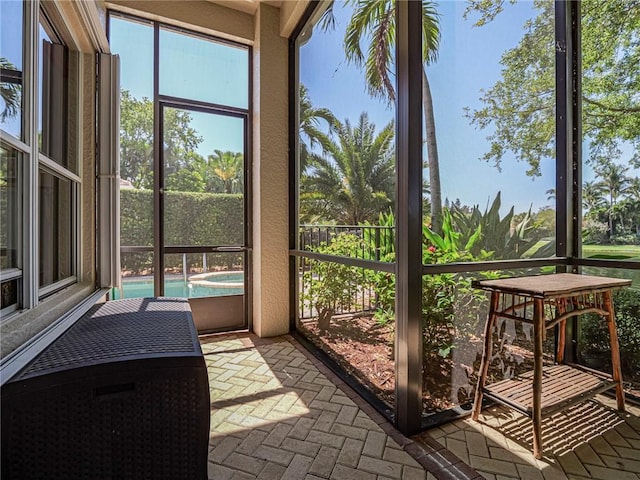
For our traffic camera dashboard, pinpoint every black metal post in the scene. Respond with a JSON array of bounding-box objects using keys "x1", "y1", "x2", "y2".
[
  {"x1": 394, "y1": 0, "x2": 423, "y2": 435},
  {"x1": 555, "y1": 0, "x2": 571, "y2": 264},
  {"x1": 153, "y1": 23, "x2": 164, "y2": 297},
  {"x1": 567, "y1": 0, "x2": 582, "y2": 363}
]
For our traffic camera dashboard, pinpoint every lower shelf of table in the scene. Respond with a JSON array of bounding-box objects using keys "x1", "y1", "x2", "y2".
[{"x1": 482, "y1": 364, "x2": 617, "y2": 417}]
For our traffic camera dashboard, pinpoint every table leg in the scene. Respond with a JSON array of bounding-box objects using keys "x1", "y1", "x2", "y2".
[
  {"x1": 603, "y1": 290, "x2": 625, "y2": 412},
  {"x1": 532, "y1": 298, "x2": 544, "y2": 459},
  {"x1": 556, "y1": 298, "x2": 567, "y2": 364},
  {"x1": 472, "y1": 292, "x2": 499, "y2": 421}
]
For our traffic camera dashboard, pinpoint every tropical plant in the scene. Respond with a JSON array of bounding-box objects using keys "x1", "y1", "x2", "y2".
[
  {"x1": 299, "y1": 84, "x2": 338, "y2": 173},
  {"x1": 582, "y1": 180, "x2": 606, "y2": 212},
  {"x1": 334, "y1": 0, "x2": 444, "y2": 233},
  {"x1": 0, "y1": 58, "x2": 21, "y2": 123},
  {"x1": 422, "y1": 212, "x2": 493, "y2": 358},
  {"x1": 207, "y1": 150, "x2": 244, "y2": 194},
  {"x1": 449, "y1": 192, "x2": 553, "y2": 260},
  {"x1": 362, "y1": 210, "x2": 395, "y2": 260},
  {"x1": 301, "y1": 112, "x2": 395, "y2": 224},
  {"x1": 302, "y1": 233, "x2": 364, "y2": 332},
  {"x1": 580, "y1": 288, "x2": 640, "y2": 379}
]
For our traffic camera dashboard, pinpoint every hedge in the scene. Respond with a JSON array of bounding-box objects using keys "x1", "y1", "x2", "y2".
[{"x1": 120, "y1": 189, "x2": 243, "y2": 273}]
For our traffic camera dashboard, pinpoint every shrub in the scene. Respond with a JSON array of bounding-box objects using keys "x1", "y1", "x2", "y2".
[
  {"x1": 301, "y1": 234, "x2": 364, "y2": 333},
  {"x1": 579, "y1": 288, "x2": 640, "y2": 379},
  {"x1": 120, "y1": 189, "x2": 243, "y2": 273}
]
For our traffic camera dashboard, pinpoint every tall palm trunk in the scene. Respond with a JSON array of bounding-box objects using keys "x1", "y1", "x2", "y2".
[{"x1": 422, "y1": 69, "x2": 442, "y2": 234}]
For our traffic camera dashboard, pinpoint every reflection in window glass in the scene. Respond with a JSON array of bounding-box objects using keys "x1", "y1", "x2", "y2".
[
  {"x1": 422, "y1": 267, "x2": 556, "y2": 415},
  {"x1": 1, "y1": 143, "x2": 22, "y2": 312},
  {"x1": 38, "y1": 21, "x2": 71, "y2": 170},
  {"x1": 423, "y1": 0, "x2": 555, "y2": 263},
  {"x1": 581, "y1": 1, "x2": 640, "y2": 256},
  {"x1": 39, "y1": 169, "x2": 73, "y2": 289},
  {"x1": 1, "y1": 144, "x2": 20, "y2": 270},
  {"x1": 159, "y1": 27, "x2": 248, "y2": 109},
  {"x1": 0, "y1": 1, "x2": 24, "y2": 139}
]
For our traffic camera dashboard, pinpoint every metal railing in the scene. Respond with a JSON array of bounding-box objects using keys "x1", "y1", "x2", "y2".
[{"x1": 299, "y1": 224, "x2": 395, "y2": 261}]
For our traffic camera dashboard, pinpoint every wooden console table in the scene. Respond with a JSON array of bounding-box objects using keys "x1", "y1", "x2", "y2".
[{"x1": 471, "y1": 273, "x2": 631, "y2": 459}]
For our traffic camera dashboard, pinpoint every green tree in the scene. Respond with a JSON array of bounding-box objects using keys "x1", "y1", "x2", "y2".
[
  {"x1": 465, "y1": 0, "x2": 640, "y2": 174},
  {"x1": 302, "y1": 112, "x2": 395, "y2": 224},
  {"x1": 119, "y1": 90, "x2": 202, "y2": 189},
  {"x1": 207, "y1": 150, "x2": 243, "y2": 194},
  {"x1": 165, "y1": 151, "x2": 207, "y2": 192},
  {"x1": 335, "y1": 0, "x2": 443, "y2": 233}
]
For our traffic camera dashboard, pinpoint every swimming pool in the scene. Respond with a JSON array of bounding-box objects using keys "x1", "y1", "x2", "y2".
[{"x1": 112, "y1": 272, "x2": 244, "y2": 300}]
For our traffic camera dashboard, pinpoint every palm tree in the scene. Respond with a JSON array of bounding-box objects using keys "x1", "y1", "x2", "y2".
[
  {"x1": 207, "y1": 150, "x2": 243, "y2": 194},
  {"x1": 545, "y1": 188, "x2": 556, "y2": 202},
  {"x1": 0, "y1": 58, "x2": 21, "y2": 122},
  {"x1": 582, "y1": 180, "x2": 606, "y2": 211},
  {"x1": 299, "y1": 84, "x2": 338, "y2": 173},
  {"x1": 339, "y1": 0, "x2": 443, "y2": 233},
  {"x1": 302, "y1": 112, "x2": 395, "y2": 225},
  {"x1": 594, "y1": 159, "x2": 630, "y2": 237}
]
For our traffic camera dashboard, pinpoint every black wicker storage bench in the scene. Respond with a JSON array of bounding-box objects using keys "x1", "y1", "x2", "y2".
[{"x1": 1, "y1": 297, "x2": 210, "y2": 480}]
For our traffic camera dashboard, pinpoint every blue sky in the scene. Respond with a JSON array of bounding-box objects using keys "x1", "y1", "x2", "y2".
[
  {"x1": 299, "y1": 1, "x2": 637, "y2": 215},
  {"x1": 109, "y1": 16, "x2": 247, "y2": 155},
  {"x1": 300, "y1": 1, "x2": 556, "y2": 214}
]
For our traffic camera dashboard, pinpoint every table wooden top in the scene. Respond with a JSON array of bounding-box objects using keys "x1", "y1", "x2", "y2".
[{"x1": 472, "y1": 273, "x2": 632, "y2": 298}]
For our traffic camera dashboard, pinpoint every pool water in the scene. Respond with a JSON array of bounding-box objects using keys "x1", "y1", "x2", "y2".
[{"x1": 112, "y1": 277, "x2": 244, "y2": 300}]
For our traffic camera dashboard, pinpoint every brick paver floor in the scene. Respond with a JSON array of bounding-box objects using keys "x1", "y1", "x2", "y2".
[
  {"x1": 421, "y1": 394, "x2": 640, "y2": 480},
  {"x1": 201, "y1": 334, "x2": 448, "y2": 480},
  {"x1": 201, "y1": 333, "x2": 639, "y2": 480}
]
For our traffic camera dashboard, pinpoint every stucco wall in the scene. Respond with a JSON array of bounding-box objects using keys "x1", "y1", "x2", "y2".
[
  {"x1": 106, "y1": 0, "x2": 254, "y2": 43},
  {"x1": 251, "y1": 4, "x2": 289, "y2": 337}
]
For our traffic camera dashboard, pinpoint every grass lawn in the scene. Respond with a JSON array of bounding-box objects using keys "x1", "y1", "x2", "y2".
[
  {"x1": 582, "y1": 244, "x2": 640, "y2": 260},
  {"x1": 524, "y1": 241, "x2": 640, "y2": 260}
]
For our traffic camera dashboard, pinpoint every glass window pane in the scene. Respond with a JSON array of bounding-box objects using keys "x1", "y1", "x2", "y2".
[
  {"x1": 39, "y1": 169, "x2": 73, "y2": 289},
  {"x1": 1, "y1": 278, "x2": 19, "y2": 311},
  {"x1": 38, "y1": 22, "x2": 72, "y2": 170},
  {"x1": 579, "y1": 267, "x2": 639, "y2": 399},
  {"x1": 297, "y1": 256, "x2": 395, "y2": 410},
  {"x1": 163, "y1": 107, "x2": 245, "y2": 247},
  {"x1": 0, "y1": 1, "x2": 24, "y2": 139},
  {"x1": 581, "y1": 1, "x2": 639, "y2": 258},
  {"x1": 109, "y1": 15, "x2": 154, "y2": 101},
  {"x1": 421, "y1": 267, "x2": 556, "y2": 415},
  {"x1": 1, "y1": 144, "x2": 21, "y2": 270},
  {"x1": 110, "y1": 14, "x2": 156, "y2": 294},
  {"x1": 297, "y1": 1, "x2": 396, "y2": 238},
  {"x1": 159, "y1": 27, "x2": 248, "y2": 109},
  {"x1": 423, "y1": 1, "x2": 556, "y2": 263}
]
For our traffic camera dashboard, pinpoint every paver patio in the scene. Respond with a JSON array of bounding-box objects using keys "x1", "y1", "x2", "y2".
[{"x1": 201, "y1": 333, "x2": 640, "y2": 480}]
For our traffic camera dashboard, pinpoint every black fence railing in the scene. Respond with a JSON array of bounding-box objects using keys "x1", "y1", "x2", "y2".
[
  {"x1": 297, "y1": 224, "x2": 395, "y2": 319},
  {"x1": 299, "y1": 224, "x2": 395, "y2": 261}
]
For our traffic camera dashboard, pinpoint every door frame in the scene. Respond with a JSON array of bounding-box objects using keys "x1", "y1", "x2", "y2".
[{"x1": 154, "y1": 98, "x2": 251, "y2": 332}]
